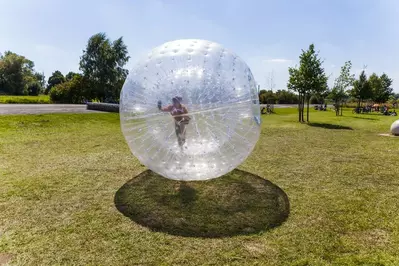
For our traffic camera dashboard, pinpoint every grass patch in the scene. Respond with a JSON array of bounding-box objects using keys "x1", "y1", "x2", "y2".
[
  {"x1": 308, "y1": 122, "x2": 353, "y2": 130},
  {"x1": 0, "y1": 95, "x2": 51, "y2": 104},
  {"x1": 115, "y1": 169, "x2": 289, "y2": 238},
  {"x1": 1, "y1": 110, "x2": 399, "y2": 265}
]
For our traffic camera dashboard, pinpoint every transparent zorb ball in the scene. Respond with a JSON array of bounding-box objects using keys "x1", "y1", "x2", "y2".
[{"x1": 120, "y1": 39, "x2": 260, "y2": 181}]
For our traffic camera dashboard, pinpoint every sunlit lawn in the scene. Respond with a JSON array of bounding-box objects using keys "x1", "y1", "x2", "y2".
[
  {"x1": 0, "y1": 95, "x2": 50, "y2": 104},
  {"x1": 1, "y1": 108, "x2": 399, "y2": 265}
]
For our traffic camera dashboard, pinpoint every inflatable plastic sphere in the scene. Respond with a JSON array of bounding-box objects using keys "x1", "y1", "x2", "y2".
[
  {"x1": 391, "y1": 119, "x2": 399, "y2": 136},
  {"x1": 120, "y1": 39, "x2": 260, "y2": 181}
]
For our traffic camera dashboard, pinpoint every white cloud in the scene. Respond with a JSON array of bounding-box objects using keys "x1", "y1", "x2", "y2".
[{"x1": 264, "y1": 58, "x2": 292, "y2": 63}]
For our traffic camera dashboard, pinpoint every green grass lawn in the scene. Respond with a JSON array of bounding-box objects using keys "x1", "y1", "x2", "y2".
[
  {"x1": 1, "y1": 109, "x2": 399, "y2": 265},
  {"x1": 0, "y1": 95, "x2": 50, "y2": 104}
]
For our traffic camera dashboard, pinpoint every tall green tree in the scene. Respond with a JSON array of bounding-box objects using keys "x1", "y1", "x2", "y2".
[
  {"x1": 79, "y1": 33, "x2": 130, "y2": 102},
  {"x1": 46, "y1": 70, "x2": 65, "y2": 94},
  {"x1": 368, "y1": 73, "x2": 383, "y2": 103},
  {"x1": 0, "y1": 51, "x2": 36, "y2": 95},
  {"x1": 330, "y1": 61, "x2": 355, "y2": 116},
  {"x1": 288, "y1": 44, "x2": 328, "y2": 122},
  {"x1": 34, "y1": 72, "x2": 46, "y2": 90},
  {"x1": 379, "y1": 73, "x2": 393, "y2": 103},
  {"x1": 350, "y1": 70, "x2": 372, "y2": 111}
]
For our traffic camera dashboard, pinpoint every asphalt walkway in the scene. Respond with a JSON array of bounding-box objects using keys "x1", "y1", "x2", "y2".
[
  {"x1": 0, "y1": 103, "x2": 318, "y2": 115},
  {"x1": 0, "y1": 104, "x2": 99, "y2": 115}
]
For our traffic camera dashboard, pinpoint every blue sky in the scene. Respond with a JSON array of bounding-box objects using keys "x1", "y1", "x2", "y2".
[{"x1": 1, "y1": 0, "x2": 398, "y2": 91}]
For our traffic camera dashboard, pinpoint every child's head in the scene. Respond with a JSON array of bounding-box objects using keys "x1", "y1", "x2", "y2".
[{"x1": 172, "y1": 96, "x2": 182, "y2": 106}]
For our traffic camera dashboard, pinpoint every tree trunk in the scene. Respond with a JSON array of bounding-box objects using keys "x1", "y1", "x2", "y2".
[
  {"x1": 298, "y1": 92, "x2": 305, "y2": 123},
  {"x1": 298, "y1": 93, "x2": 302, "y2": 122},
  {"x1": 340, "y1": 102, "x2": 343, "y2": 116},
  {"x1": 306, "y1": 95, "x2": 310, "y2": 122},
  {"x1": 335, "y1": 101, "x2": 339, "y2": 116},
  {"x1": 302, "y1": 94, "x2": 305, "y2": 122}
]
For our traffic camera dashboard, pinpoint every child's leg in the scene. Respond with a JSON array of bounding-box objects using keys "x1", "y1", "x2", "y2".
[
  {"x1": 175, "y1": 121, "x2": 183, "y2": 146},
  {"x1": 180, "y1": 123, "x2": 187, "y2": 145}
]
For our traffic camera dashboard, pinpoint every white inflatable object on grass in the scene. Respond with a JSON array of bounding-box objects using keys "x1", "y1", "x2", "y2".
[
  {"x1": 391, "y1": 119, "x2": 399, "y2": 136},
  {"x1": 120, "y1": 39, "x2": 261, "y2": 181}
]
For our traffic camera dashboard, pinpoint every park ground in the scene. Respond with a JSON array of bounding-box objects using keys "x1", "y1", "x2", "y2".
[{"x1": 1, "y1": 108, "x2": 399, "y2": 265}]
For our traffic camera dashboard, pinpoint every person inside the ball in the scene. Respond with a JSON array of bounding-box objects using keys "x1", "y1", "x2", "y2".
[{"x1": 158, "y1": 96, "x2": 190, "y2": 148}]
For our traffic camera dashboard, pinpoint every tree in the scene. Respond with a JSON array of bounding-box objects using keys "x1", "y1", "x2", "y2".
[
  {"x1": 79, "y1": 32, "x2": 129, "y2": 102},
  {"x1": 275, "y1": 90, "x2": 299, "y2": 104},
  {"x1": 288, "y1": 44, "x2": 328, "y2": 122},
  {"x1": 258, "y1": 89, "x2": 276, "y2": 104},
  {"x1": 34, "y1": 72, "x2": 46, "y2": 92},
  {"x1": 350, "y1": 70, "x2": 372, "y2": 111},
  {"x1": 288, "y1": 68, "x2": 305, "y2": 122},
  {"x1": 389, "y1": 95, "x2": 398, "y2": 106},
  {"x1": 65, "y1": 71, "x2": 81, "y2": 81},
  {"x1": 369, "y1": 73, "x2": 382, "y2": 103},
  {"x1": 0, "y1": 51, "x2": 36, "y2": 95},
  {"x1": 377, "y1": 73, "x2": 393, "y2": 103},
  {"x1": 330, "y1": 61, "x2": 355, "y2": 116},
  {"x1": 26, "y1": 82, "x2": 41, "y2": 96},
  {"x1": 49, "y1": 74, "x2": 87, "y2": 104},
  {"x1": 46, "y1": 70, "x2": 65, "y2": 94}
]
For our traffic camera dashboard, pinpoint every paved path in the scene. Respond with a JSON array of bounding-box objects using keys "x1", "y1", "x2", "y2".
[
  {"x1": 0, "y1": 104, "x2": 100, "y2": 115},
  {"x1": 0, "y1": 103, "x2": 328, "y2": 115}
]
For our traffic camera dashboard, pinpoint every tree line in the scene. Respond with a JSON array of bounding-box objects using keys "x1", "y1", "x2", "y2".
[
  {"x1": 0, "y1": 38, "x2": 395, "y2": 111},
  {"x1": 286, "y1": 44, "x2": 395, "y2": 122},
  {"x1": 0, "y1": 51, "x2": 45, "y2": 96},
  {"x1": 0, "y1": 32, "x2": 129, "y2": 103},
  {"x1": 258, "y1": 89, "x2": 299, "y2": 104}
]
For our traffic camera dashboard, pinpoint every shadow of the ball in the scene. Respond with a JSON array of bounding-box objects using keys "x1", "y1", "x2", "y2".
[{"x1": 114, "y1": 169, "x2": 290, "y2": 238}]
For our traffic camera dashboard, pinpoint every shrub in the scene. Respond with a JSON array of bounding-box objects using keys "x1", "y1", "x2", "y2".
[
  {"x1": 27, "y1": 82, "x2": 41, "y2": 96},
  {"x1": 49, "y1": 76, "x2": 86, "y2": 104}
]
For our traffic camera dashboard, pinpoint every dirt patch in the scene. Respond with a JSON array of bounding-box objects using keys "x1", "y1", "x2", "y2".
[
  {"x1": 0, "y1": 253, "x2": 14, "y2": 265},
  {"x1": 244, "y1": 242, "x2": 277, "y2": 258},
  {"x1": 344, "y1": 229, "x2": 390, "y2": 248}
]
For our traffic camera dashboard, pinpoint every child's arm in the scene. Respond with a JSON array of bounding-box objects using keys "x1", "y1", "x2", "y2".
[{"x1": 158, "y1": 101, "x2": 172, "y2": 112}]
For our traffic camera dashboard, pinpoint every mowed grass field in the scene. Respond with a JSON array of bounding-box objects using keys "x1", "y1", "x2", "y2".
[
  {"x1": 0, "y1": 95, "x2": 50, "y2": 104},
  {"x1": 1, "y1": 108, "x2": 399, "y2": 265}
]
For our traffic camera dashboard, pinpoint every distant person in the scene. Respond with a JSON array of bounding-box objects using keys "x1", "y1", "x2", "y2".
[
  {"x1": 158, "y1": 96, "x2": 190, "y2": 148},
  {"x1": 382, "y1": 105, "x2": 390, "y2": 115}
]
